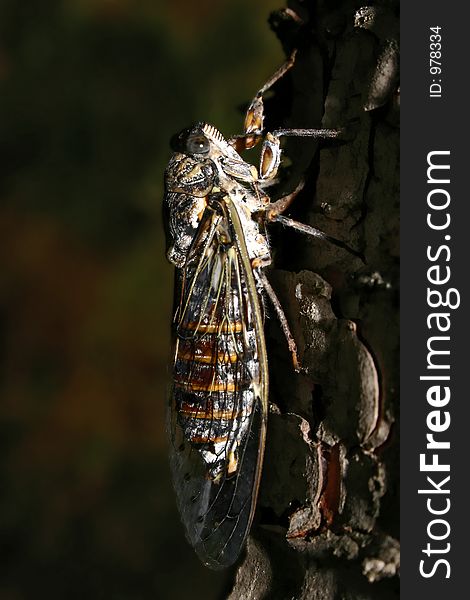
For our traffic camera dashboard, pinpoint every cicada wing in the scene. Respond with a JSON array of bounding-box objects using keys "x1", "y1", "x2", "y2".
[
  {"x1": 167, "y1": 205, "x2": 268, "y2": 569},
  {"x1": 167, "y1": 394, "x2": 265, "y2": 569}
]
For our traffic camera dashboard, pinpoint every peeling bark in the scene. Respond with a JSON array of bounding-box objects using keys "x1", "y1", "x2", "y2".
[{"x1": 228, "y1": 1, "x2": 399, "y2": 598}]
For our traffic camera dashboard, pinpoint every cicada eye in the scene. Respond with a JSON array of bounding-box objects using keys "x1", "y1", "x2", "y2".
[{"x1": 186, "y1": 135, "x2": 210, "y2": 155}]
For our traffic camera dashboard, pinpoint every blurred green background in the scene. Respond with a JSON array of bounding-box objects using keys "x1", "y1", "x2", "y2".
[{"x1": 0, "y1": 1, "x2": 283, "y2": 598}]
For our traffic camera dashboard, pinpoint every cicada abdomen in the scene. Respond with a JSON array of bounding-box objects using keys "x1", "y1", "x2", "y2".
[{"x1": 164, "y1": 125, "x2": 269, "y2": 569}]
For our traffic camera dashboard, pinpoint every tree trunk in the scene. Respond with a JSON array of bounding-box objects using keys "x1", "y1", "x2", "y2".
[{"x1": 228, "y1": 1, "x2": 399, "y2": 598}]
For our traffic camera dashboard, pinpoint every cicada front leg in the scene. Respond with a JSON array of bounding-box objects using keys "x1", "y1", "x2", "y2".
[
  {"x1": 229, "y1": 49, "x2": 342, "y2": 182},
  {"x1": 243, "y1": 50, "x2": 297, "y2": 148},
  {"x1": 257, "y1": 126, "x2": 343, "y2": 184},
  {"x1": 227, "y1": 50, "x2": 297, "y2": 154}
]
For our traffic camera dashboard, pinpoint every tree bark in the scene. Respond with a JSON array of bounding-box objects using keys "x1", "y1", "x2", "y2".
[{"x1": 228, "y1": 1, "x2": 399, "y2": 598}]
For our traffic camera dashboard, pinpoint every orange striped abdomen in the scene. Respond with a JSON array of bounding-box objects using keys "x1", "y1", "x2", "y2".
[{"x1": 173, "y1": 326, "x2": 258, "y2": 477}]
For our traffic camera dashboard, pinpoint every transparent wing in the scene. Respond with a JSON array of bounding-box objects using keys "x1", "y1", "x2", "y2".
[{"x1": 167, "y1": 202, "x2": 267, "y2": 569}]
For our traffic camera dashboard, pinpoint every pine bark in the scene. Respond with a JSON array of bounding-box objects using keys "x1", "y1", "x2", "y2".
[{"x1": 228, "y1": 1, "x2": 399, "y2": 598}]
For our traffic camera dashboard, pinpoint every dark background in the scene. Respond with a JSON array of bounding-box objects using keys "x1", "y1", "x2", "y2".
[{"x1": 0, "y1": 1, "x2": 283, "y2": 598}]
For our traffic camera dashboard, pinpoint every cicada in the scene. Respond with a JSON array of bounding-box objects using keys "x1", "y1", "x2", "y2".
[{"x1": 164, "y1": 52, "x2": 346, "y2": 569}]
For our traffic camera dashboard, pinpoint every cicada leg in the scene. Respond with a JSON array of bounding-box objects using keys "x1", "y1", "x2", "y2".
[
  {"x1": 263, "y1": 179, "x2": 304, "y2": 220},
  {"x1": 228, "y1": 48, "x2": 342, "y2": 182},
  {"x1": 260, "y1": 182, "x2": 364, "y2": 261},
  {"x1": 242, "y1": 51, "x2": 297, "y2": 146},
  {"x1": 254, "y1": 267, "x2": 301, "y2": 373},
  {"x1": 257, "y1": 127, "x2": 343, "y2": 183},
  {"x1": 228, "y1": 50, "x2": 297, "y2": 154},
  {"x1": 268, "y1": 213, "x2": 364, "y2": 261}
]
